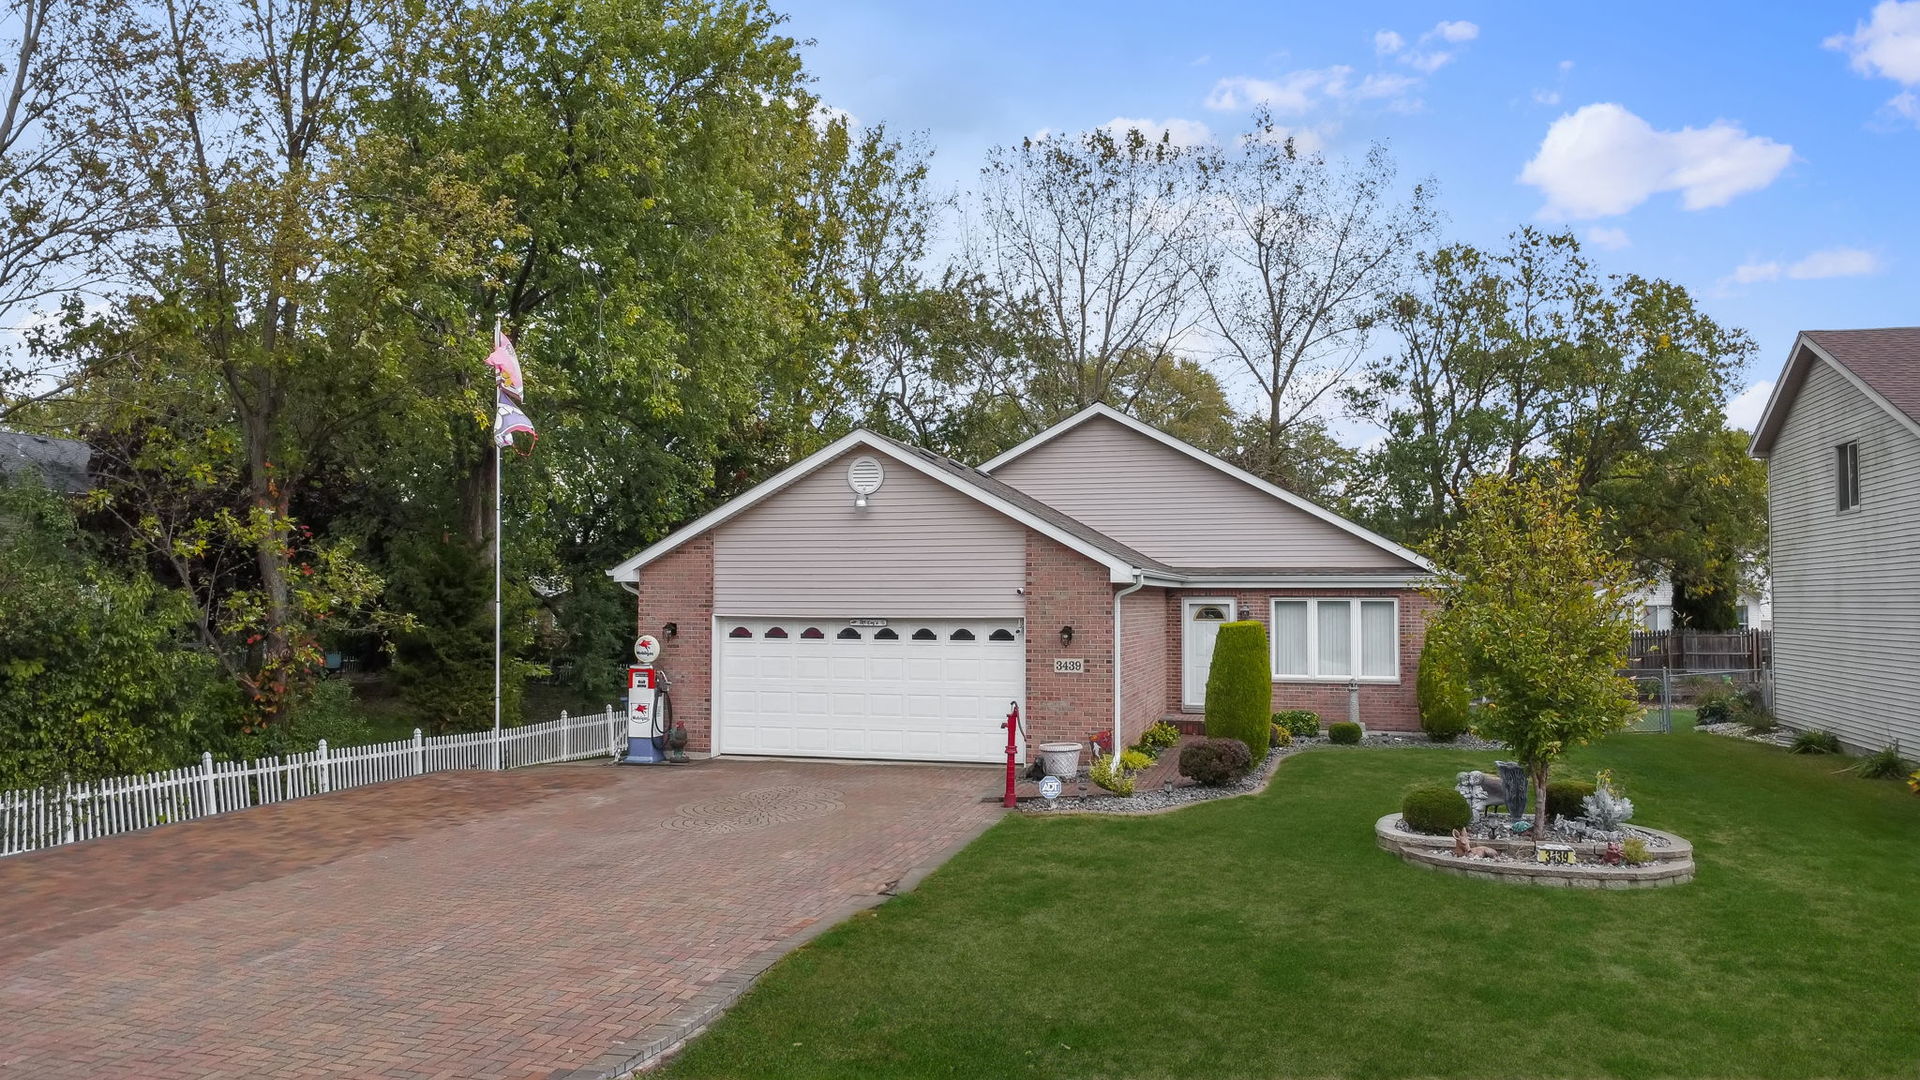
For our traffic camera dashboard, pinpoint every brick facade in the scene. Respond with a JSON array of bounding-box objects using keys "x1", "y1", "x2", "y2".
[
  {"x1": 1162, "y1": 588, "x2": 1435, "y2": 732},
  {"x1": 1119, "y1": 586, "x2": 1169, "y2": 748},
  {"x1": 1021, "y1": 533, "x2": 1115, "y2": 750},
  {"x1": 634, "y1": 535, "x2": 715, "y2": 753}
]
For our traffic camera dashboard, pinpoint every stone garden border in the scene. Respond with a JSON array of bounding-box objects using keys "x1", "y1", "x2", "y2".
[{"x1": 1375, "y1": 814, "x2": 1696, "y2": 888}]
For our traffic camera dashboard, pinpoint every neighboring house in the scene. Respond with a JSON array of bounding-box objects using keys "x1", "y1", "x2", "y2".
[
  {"x1": 1627, "y1": 572, "x2": 1771, "y2": 631},
  {"x1": 0, "y1": 430, "x2": 90, "y2": 494},
  {"x1": 608, "y1": 404, "x2": 1434, "y2": 763},
  {"x1": 1750, "y1": 327, "x2": 1920, "y2": 752}
]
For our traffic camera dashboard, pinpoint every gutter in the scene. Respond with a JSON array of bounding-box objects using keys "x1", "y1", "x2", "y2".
[{"x1": 1112, "y1": 570, "x2": 1147, "y2": 765}]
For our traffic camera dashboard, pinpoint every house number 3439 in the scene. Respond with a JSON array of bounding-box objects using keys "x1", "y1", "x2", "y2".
[{"x1": 1053, "y1": 658, "x2": 1086, "y2": 674}]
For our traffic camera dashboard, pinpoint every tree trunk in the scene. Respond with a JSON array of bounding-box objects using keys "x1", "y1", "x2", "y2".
[{"x1": 1530, "y1": 759, "x2": 1552, "y2": 839}]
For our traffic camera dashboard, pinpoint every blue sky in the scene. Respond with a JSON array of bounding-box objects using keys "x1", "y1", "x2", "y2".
[{"x1": 778, "y1": 0, "x2": 1920, "y2": 432}]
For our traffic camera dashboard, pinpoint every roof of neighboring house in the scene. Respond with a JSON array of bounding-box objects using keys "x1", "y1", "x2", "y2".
[
  {"x1": 0, "y1": 430, "x2": 90, "y2": 494},
  {"x1": 1751, "y1": 328, "x2": 1920, "y2": 457}
]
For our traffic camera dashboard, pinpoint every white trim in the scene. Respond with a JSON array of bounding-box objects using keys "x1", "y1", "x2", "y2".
[
  {"x1": 1751, "y1": 335, "x2": 1920, "y2": 459},
  {"x1": 1180, "y1": 597, "x2": 1236, "y2": 710},
  {"x1": 1175, "y1": 573, "x2": 1427, "y2": 589},
  {"x1": 708, "y1": 613, "x2": 723, "y2": 759},
  {"x1": 606, "y1": 430, "x2": 1139, "y2": 583},
  {"x1": 979, "y1": 403, "x2": 1434, "y2": 572},
  {"x1": 1269, "y1": 597, "x2": 1401, "y2": 684}
]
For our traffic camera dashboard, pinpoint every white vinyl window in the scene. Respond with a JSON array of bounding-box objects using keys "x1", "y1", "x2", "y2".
[{"x1": 1271, "y1": 598, "x2": 1400, "y2": 681}]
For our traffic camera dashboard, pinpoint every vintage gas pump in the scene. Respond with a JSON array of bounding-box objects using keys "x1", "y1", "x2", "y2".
[{"x1": 621, "y1": 633, "x2": 673, "y2": 765}]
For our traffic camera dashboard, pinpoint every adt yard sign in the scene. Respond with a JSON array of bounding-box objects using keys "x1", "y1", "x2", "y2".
[{"x1": 1039, "y1": 775, "x2": 1062, "y2": 800}]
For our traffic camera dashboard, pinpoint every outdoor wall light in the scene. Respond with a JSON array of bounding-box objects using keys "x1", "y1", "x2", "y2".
[
  {"x1": 854, "y1": 493, "x2": 869, "y2": 509},
  {"x1": 663, "y1": 622, "x2": 678, "y2": 638},
  {"x1": 1059, "y1": 625, "x2": 1074, "y2": 646}
]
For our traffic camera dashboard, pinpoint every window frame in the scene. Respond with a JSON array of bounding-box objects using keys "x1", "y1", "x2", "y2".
[
  {"x1": 1269, "y1": 597, "x2": 1401, "y2": 683},
  {"x1": 1836, "y1": 440, "x2": 1861, "y2": 512}
]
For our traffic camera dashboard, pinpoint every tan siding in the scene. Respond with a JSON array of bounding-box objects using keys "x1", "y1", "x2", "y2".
[
  {"x1": 1770, "y1": 358, "x2": 1920, "y2": 753},
  {"x1": 710, "y1": 449, "x2": 1026, "y2": 617},
  {"x1": 991, "y1": 416, "x2": 1414, "y2": 569}
]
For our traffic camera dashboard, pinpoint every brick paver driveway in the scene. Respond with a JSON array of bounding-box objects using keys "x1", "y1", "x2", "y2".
[{"x1": 0, "y1": 759, "x2": 1000, "y2": 1079}]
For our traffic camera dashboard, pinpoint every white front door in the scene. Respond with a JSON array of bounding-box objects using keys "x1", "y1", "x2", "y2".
[
  {"x1": 717, "y1": 617, "x2": 1024, "y2": 762},
  {"x1": 1181, "y1": 599, "x2": 1235, "y2": 710}
]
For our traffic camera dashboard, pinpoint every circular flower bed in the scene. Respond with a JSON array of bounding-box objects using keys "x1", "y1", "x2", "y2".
[{"x1": 1375, "y1": 813, "x2": 1695, "y2": 888}]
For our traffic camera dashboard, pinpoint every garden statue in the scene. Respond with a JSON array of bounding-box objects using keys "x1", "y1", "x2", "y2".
[
  {"x1": 1495, "y1": 760, "x2": 1529, "y2": 820},
  {"x1": 1449, "y1": 829, "x2": 1498, "y2": 859},
  {"x1": 1455, "y1": 770, "x2": 1493, "y2": 821},
  {"x1": 1603, "y1": 840, "x2": 1623, "y2": 866}
]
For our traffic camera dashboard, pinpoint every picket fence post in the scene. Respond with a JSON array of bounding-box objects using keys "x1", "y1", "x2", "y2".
[
  {"x1": 605, "y1": 705, "x2": 617, "y2": 761},
  {"x1": 412, "y1": 729, "x2": 424, "y2": 776},
  {"x1": 200, "y1": 751, "x2": 216, "y2": 816},
  {"x1": 317, "y1": 739, "x2": 331, "y2": 794}
]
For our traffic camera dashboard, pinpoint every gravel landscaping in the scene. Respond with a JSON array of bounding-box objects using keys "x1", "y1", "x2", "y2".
[{"x1": 1696, "y1": 720, "x2": 1795, "y2": 748}]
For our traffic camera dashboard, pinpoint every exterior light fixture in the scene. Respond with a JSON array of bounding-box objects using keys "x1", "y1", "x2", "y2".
[
  {"x1": 1059, "y1": 625, "x2": 1074, "y2": 646},
  {"x1": 854, "y1": 493, "x2": 868, "y2": 509},
  {"x1": 663, "y1": 622, "x2": 678, "y2": 638},
  {"x1": 1163, "y1": 779, "x2": 1174, "y2": 796}
]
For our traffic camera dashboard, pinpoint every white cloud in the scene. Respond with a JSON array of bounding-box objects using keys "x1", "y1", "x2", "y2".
[
  {"x1": 1430, "y1": 20, "x2": 1479, "y2": 43},
  {"x1": 1559, "y1": 59, "x2": 1575, "y2": 72},
  {"x1": 1205, "y1": 67, "x2": 1416, "y2": 114},
  {"x1": 1518, "y1": 103, "x2": 1793, "y2": 219},
  {"x1": 1725, "y1": 380, "x2": 1773, "y2": 433},
  {"x1": 1826, "y1": 1, "x2": 1920, "y2": 84},
  {"x1": 1533, "y1": 89, "x2": 1562, "y2": 105},
  {"x1": 1402, "y1": 50, "x2": 1455, "y2": 74},
  {"x1": 1239, "y1": 122, "x2": 1334, "y2": 155},
  {"x1": 1374, "y1": 30, "x2": 1405, "y2": 55},
  {"x1": 810, "y1": 103, "x2": 857, "y2": 131},
  {"x1": 1585, "y1": 226, "x2": 1631, "y2": 250},
  {"x1": 1102, "y1": 116, "x2": 1216, "y2": 147},
  {"x1": 1391, "y1": 20, "x2": 1481, "y2": 73},
  {"x1": 1729, "y1": 247, "x2": 1883, "y2": 284}
]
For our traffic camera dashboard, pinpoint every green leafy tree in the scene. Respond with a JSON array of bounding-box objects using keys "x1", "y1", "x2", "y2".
[
  {"x1": 385, "y1": 535, "x2": 539, "y2": 734},
  {"x1": 1428, "y1": 469, "x2": 1640, "y2": 837},
  {"x1": 1204, "y1": 620, "x2": 1272, "y2": 761}
]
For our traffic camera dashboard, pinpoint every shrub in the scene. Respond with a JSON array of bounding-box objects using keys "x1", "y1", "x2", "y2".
[
  {"x1": 1273, "y1": 710, "x2": 1320, "y2": 738},
  {"x1": 1179, "y1": 737, "x2": 1253, "y2": 786},
  {"x1": 1851, "y1": 746, "x2": 1910, "y2": 780},
  {"x1": 1136, "y1": 721, "x2": 1180, "y2": 753},
  {"x1": 1205, "y1": 621, "x2": 1273, "y2": 760},
  {"x1": 1621, "y1": 836, "x2": 1650, "y2": 866},
  {"x1": 1270, "y1": 723, "x2": 1293, "y2": 748},
  {"x1": 1417, "y1": 642, "x2": 1472, "y2": 743},
  {"x1": 1737, "y1": 705, "x2": 1778, "y2": 734},
  {"x1": 1694, "y1": 683, "x2": 1741, "y2": 725},
  {"x1": 1545, "y1": 779, "x2": 1596, "y2": 820},
  {"x1": 1328, "y1": 721, "x2": 1363, "y2": 745},
  {"x1": 1090, "y1": 753, "x2": 1137, "y2": 796},
  {"x1": 1790, "y1": 729, "x2": 1842, "y2": 755},
  {"x1": 1400, "y1": 784, "x2": 1471, "y2": 834}
]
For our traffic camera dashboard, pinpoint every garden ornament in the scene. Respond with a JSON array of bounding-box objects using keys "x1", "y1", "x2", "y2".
[{"x1": 1495, "y1": 760, "x2": 1530, "y2": 820}]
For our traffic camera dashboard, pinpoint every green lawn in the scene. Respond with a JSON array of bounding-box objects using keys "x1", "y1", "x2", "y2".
[{"x1": 663, "y1": 728, "x2": 1920, "y2": 1080}]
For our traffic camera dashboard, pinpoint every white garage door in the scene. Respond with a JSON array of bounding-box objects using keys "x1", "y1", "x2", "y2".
[{"x1": 718, "y1": 617, "x2": 1024, "y2": 762}]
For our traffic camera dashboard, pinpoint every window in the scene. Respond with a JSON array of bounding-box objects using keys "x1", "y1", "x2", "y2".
[
  {"x1": 836, "y1": 627, "x2": 861, "y2": 639},
  {"x1": 1271, "y1": 599, "x2": 1399, "y2": 681},
  {"x1": 764, "y1": 627, "x2": 788, "y2": 639},
  {"x1": 728, "y1": 626, "x2": 753, "y2": 638},
  {"x1": 1643, "y1": 604, "x2": 1672, "y2": 632},
  {"x1": 800, "y1": 627, "x2": 825, "y2": 639},
  {"x1": 1736, "y1": 605, "x2": 1751, "y2": 630},
  {"x1": 1836, "y1": 441, "x2": 1860, "y2": 511},
  {"x1": 912, "y1": 628, "x2": 937, "y2": 641},
  {"x1": 989, "y1": 629, "x2": 1016, "y2": 641},
  {"x1": 950, "y1": 628, "x2": 976, "y2": 641},
  {"x1": 874, "y1": 628, "x2": 899, "y2": 640},
  {"x1": 1193, "y1": 605, "x2": 1228, "y2": 621}
]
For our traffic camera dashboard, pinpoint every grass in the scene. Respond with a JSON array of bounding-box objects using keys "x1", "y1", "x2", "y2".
[{"x1": 662, "y1": 727, "x2": 1920, "y2": 1080}]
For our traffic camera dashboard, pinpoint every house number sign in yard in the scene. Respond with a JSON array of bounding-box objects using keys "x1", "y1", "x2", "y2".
[{"x1": 1053, "y1": 658, "x2": 1085, "y2": 674}]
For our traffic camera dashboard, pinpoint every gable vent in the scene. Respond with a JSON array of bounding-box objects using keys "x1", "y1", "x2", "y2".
[{"x1": 846, "y1": 455, "x2": 885, "y2": 495}]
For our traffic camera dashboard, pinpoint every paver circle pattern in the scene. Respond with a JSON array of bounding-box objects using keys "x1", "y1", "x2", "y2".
[{"x1": 662, "y1": 784, "x2": 845, "y2": 834}]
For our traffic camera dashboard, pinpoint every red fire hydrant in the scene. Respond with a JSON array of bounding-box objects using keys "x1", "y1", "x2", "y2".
[{"x1": 1002, "y1": 701, "x2": 1021, "y2": 808}]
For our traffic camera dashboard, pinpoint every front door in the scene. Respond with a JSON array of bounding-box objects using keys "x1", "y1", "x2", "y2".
[{"x1": 1181, "y1": 599, "x2": 1235, "y2": 710}]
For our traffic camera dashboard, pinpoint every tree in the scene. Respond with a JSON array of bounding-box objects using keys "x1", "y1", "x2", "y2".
[
  {"x1": 1204, "y1": 619, "x2": 1272, "y2": 761},
  {"x1": 1428, "y1": 469, "x2": 1641, "y2": 837},
  {"x1": 1199, "y1": 116, "x2": 1434, "y2": 487}
]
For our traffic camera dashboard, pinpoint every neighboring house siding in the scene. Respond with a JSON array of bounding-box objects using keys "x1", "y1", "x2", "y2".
[
  {"x1": 989, "y1": 415, "x2": 1414, "y2": 569},
  {"x1": 1119, "y1": 587, "x2": 1168, "y2": 749},
  {"x1": 712, "y1": 448, "x2": 1026, "y2": 617},
  {"x1": 1024, "y1": 533, "x2": 1115, "y2": 750},
  {"x1": 634, "y1": 535, "x2": 715, "y2": 754},
  {"x1": 1770, "y1": 358, "x2": 1920, "y2": 752}
]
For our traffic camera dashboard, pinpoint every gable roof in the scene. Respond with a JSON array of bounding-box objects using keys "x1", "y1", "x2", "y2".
[
  {"x1": 1750, "y1": 328, "x2": 1920, "y2": 458},
  {"x1": 979, "y1": 403, "x2": 1434, "y2": 572},
  {"x1": 0, "y1": 430, "x2": 90, "y2": 494},
  {"x1": 606, "y1": 430, "x2": 1154, "y2": 584}
]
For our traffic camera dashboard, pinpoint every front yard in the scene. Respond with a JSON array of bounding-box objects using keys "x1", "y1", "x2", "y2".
[{"x1": 663, "y1": 724, "x2": 1920, "y2": 1079}]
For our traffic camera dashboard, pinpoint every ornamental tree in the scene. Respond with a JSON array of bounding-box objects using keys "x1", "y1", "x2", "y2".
[{"x1": 1428, "y1": 469, "x2": 1641, "y2": 837}]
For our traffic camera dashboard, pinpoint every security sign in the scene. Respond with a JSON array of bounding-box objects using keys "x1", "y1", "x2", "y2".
[
  {"x1": 633, "y1": 634, "x2": 661, "y2": 664},
  {"x1": 1038, "y1": 775, "x2": 1063, "y2": 800}
]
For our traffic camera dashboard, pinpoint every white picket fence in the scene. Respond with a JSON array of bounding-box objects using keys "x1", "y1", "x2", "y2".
[{"x1": 0, "y1": 707, "x2": 628, "y2": 858}]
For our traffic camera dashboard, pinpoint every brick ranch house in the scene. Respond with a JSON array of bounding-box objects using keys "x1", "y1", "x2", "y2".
[{"x1": 607, "y1": 404, "x2": 1435, "y2": 763}]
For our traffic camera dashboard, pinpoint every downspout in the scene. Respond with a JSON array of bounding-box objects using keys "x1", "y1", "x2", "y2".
[{"x1": 1113, "y1": 570, "x2": 1146, "y2": 763}]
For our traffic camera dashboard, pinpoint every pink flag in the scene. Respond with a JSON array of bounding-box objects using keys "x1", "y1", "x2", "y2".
[
  {"x1": 493, "y1": 386, "x2": 536, "y2": 449},
  {"x1": 486, "y1": 326, "x2": 524, "y2": 400}
]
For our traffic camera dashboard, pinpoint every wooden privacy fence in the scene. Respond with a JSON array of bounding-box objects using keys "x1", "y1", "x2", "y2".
[
  {"x1": 0, "y1": 707, "x2": 627, "y2": 858},
  {"x1": 1626, "y1": 629, "x2": 1771, "y2": 672}
]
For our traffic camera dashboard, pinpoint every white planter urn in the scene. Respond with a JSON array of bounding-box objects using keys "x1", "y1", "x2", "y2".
[{"x1": 1038, "y1": 742, "x2": 1082, "y2": 778}]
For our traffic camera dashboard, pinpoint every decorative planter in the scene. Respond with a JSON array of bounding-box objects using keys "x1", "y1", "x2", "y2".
[
  {"x1": 1374, "y1": 814, "x2": 1695, "y2": 888},
  {"x1": 1038, "y1": 742, "x2": 1082, "y2": 778}
]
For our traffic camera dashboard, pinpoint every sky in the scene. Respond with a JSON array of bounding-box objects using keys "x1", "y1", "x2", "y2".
[{"x1": 775, "y1": 0, "x2": 1920, "y2": 435}]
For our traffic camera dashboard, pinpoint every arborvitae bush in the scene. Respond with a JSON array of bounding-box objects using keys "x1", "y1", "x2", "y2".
[{"x1": 1205, "y1": 620, "x2": 1273, "y2": 761}]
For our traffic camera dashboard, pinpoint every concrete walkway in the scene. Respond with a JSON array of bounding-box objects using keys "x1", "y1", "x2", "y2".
[{"x1": 0, "y1": 758, "x2": 1000, "y2": 1079}]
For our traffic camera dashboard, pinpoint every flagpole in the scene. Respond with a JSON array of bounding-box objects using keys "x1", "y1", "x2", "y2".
[{"x1": 492, "y1": 429, "x2": 503, "y2": 770}]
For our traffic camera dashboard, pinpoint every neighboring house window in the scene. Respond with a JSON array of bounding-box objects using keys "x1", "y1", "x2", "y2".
[
  {"x1": 1736, "y1": 605, "x2": 1750, "y2": 630},
  {"x1": 1836, "y1": 441, "x2": 1860, "y2": 510},
  {"x1": 1643, "y1": 604, "x2": 1672, "y2": 632},
  {"x1": 1271, "y1": 599, "x2": 1398, "y2": 681}
]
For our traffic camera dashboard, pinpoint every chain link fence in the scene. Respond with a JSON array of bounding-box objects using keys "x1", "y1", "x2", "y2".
[{"x1": 1622, "y1": 666, "x2": 1772, "y2": 733}]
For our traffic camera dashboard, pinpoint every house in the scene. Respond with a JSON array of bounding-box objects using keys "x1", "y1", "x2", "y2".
[
  {"x1": 1750, "y1": 327, "x2": 1920, "y2": 752},
  {"x1": 0, "y1": 430, "x2": 90, "y2": 494},
  {"x1": 1627, "y1": 572, "x2": 1771, "y2": 631},
  {"x1": 607, "y1": 404, "x2": 1434, "y2": 763}
]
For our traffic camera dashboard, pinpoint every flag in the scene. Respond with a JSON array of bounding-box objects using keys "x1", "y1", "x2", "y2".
[
  {"x1": 485, "y1": 326, "x2": 524, "y2": 400},
  {"x1": 493, "y1": 386, "x2": 536, "y2": 448}
]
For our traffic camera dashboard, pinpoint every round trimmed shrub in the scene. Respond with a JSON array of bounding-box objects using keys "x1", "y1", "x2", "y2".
[
  {"x1": 1205, "y1": 620, "x2": 1273, "y2": 760},
  {"x1": 1416, "y1": 642, "x2": 1471, "y2": 743},
  {"x1": 1179, "y1": 737, "x2": 1254, "y2": 786},
  {"x1": 1401, "y1": 785, "x2": 1471, "y2": 835},
  {"x1": 1273, "y1": 709, "x2": 1320, "y2": 739},
  {"x1": 1545, "y1": 779, "x2": 1596, "y2": 820},
  {"x1": 1328, "y1": 721, "x2": 1362, "y2": 745}
]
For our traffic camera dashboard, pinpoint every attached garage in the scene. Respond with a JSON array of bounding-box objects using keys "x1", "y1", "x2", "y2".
[{"x1": 717, "y1": 618, "x2": 1024, "y2": 762}]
